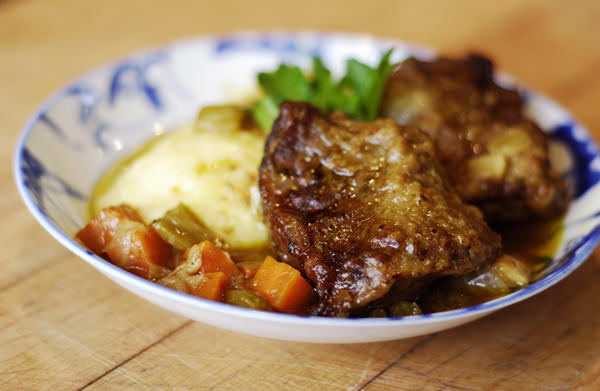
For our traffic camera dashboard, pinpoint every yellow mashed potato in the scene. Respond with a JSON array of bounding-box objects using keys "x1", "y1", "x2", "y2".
[{"x1": 91, "y1": 108, "x2": 268, "y2": 250}]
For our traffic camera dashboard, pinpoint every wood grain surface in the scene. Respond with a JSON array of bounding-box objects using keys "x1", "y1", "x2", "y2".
[{"x1": 1, "y1": 0, "x2": 600, "y2": 390}]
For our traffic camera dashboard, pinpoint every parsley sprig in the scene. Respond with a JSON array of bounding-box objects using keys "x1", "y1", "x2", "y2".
[{"x1": 251, "y1": 50, "x2": 395, "y2": 131}]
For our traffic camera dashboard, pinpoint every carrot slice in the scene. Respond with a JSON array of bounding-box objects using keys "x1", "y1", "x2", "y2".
[
  {"x1": 251, "y1": 256, "x2": 313, "y2": 313},
  {"x1": 105, "y1": 221, "x2": 171, "y2": 279},
  {"x1": 185, "y1": 241, "x2": 239, "y2": 277},
  {"x1": 237, "y1": 260, "x2": 263, "y2": 279},
  {"x1": 193, "y1": 272, "x2": 228, "y2": 301},
  {"x1": 76, "y1": 205, "x2": 142, "y2": 254}
]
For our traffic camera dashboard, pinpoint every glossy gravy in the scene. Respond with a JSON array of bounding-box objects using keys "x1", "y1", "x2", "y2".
[{"x1": 418, "y1": 217, "x2": 564, "y2": 314}]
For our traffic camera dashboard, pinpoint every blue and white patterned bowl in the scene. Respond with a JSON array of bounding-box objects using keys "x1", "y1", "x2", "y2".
[{"x1": 14, "y1": 32, "x2": 600, "y2": 343}]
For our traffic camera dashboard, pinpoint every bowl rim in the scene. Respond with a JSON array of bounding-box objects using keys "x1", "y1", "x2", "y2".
[{"x1": 13, "y1": 30, "x2": 600, "y2": 328}]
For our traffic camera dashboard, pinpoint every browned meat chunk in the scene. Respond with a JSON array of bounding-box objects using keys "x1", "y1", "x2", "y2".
[
  {"x1": 259, "y1": 102, "x2": 501, "y2": 315},
  {"x1": 382, "y1": 54, "x2": 570, "y2": 222}
]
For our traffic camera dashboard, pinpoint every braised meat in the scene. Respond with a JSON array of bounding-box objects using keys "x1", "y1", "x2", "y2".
[
  {"x1": 382, "y1": 54, "x2": 570, "y2": 222},
  {"x1": 259, "y1": 102, "x2": 501, "y2": 315}
]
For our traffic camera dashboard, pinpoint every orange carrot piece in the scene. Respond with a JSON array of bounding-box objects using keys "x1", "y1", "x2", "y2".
[
  {"x1": 76, "y1": 205, "x2": 142, "y2": 254},
  {"x1": 237, "y1": 260, "x2": 263, "y2": 279},
  {"x1": 193, "y1": 272, "x2": 228, "y2": 301},
  {"x1": 105, "y1": 221, "x2": 171, "y2": 279},
  {"x1": 251, "y1": 256, "x2": 313, "y2": 313},
  {"x1": 185, "y1": 241, "x2": 239, "y2": 276}
]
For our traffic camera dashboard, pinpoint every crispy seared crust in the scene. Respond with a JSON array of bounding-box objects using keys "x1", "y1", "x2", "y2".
[
  {"x1": 259, "y1": 102, "x2": 501, "y2": 315},
  {"x1": 382, "y1": 54, "x2": 570, "y2": 222}
]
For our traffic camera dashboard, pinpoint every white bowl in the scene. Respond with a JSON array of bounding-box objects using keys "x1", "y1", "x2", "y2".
[{"x1": 14, "y1": 32, "x2": 600, "y2": 343}]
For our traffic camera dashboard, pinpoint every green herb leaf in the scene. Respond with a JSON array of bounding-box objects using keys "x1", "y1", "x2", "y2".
[
  {"x1": 252, "y1": 50, "x2": 396, "y2": 131},
  {"x1": 251, "y1": 95, "x2": 280, "y2": 131},
  {"x1": 310, "y1": 57, "x2": 334, "y2": 112},
  {"x1": 345, "y1": 49, "x2": 394, "y2": 120},
  {"x1": 257, "y1": 64, "x2": 312, "y2": 102},
  {"x1": 345, "y1": 58, "x2": 375, "y2": 118},
  {"x1": 366, "y1": 49, "x2": 395, "y2": 120},
  {"x1": 331, "y1": 76, "x2": 362, "y2": 117}
]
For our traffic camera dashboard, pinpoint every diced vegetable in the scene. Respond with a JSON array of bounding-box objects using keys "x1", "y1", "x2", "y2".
[
  {"x1": 159, "y1": 240, "x2": 238, "y2": 296},
  {"x1": 76, "y1": 205, "x2": 142, "y2": 254},
  {"x1": 158, "y1": 270, "x2": 189, "y2": 293},
  {"x1": 225, "y1": 289, "x2": 272, "y2": 311},
  {"x1": 465, "y1": 270, "x2": 508, "y2": 295},
  {"x1": 389, "y1": 301, "x2": 423, "y2": 317},
  {"x1": 382, "y1": 89, "x2": 431, "y2": 124},
  {"x1": 227, "y1": 245, "x2": 272, "y2": 263},
  {"x1": 369, "y1": 308, "x2": 388, "y2": 318},
  {"x1": 495, "y1": 254, "x2": 531, "y2": 287},
  {"x1": 465, "y1": 254, "x2": 531, "y2": 295},
  {"x1": 184, "y1": 241, "x2": 240, "y2": 277},
  {"x1": 236, "y1": 260, "x2": 264, "y2": 279},
  {"x1": 77, "y1": 204, "x2": 172, "y2": 280},
  {"x1": 104, "y1": 220, "x2": 171, "y2": 279},
  {"x1": 196, "y1": 105, "x2": 250, "y2": 133},
  {"x1": 467, "y1": 154, "x2": 507, "y2": 181},
  {"x1": 151, "y1": 203, "x2": 220, "y2": 251},
  {"x1": 419, "y1": 286, "x2": 472, "y2": 314},
  {"x1": 489, "y1": 128, "x2": 533, "y2": 156},
  {"x1": 251, "y1": 256, "x2": 313, "y2": 313},
  {"x1": 193, "y1": 272, "x2": 228, "y2": 301},
  {"x1": 532, "y1": 256, "x2": 552, "y2": 273}
]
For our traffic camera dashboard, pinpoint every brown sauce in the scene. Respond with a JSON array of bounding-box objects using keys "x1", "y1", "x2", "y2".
[
  {"x1": 498, "y1": 216, "x2": 564, "y2": 277},
  {"x1": 416, "y1": 216, "x2": 564, "y2": 314}
]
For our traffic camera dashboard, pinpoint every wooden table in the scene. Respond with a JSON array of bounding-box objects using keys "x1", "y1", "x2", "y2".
[{"x1": 2, "y1": 1, "x2": 599, "y2": 389}]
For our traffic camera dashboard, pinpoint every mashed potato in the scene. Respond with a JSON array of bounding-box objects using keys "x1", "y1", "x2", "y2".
[{"x1": 92, "y1": 108, "x2": 268, "y2": 250}]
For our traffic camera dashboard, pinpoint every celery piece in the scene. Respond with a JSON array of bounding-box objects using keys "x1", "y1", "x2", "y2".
[
  {"x1": 195, "y1": 105, "x2": 246, "y2": 133},
  {"x1": 224, "y1": 289, "x2": 272, "y2": 311},
  {"x1": 465, "y1": 254, "x2": 531, "y2": 295},
  {"x1": 368, "y1": 308, "x2": 388, "y2": 318},
  {"x1": 389, "y1": 301, "x2": 423, "y2": 317},
  {"x1": 151, "y1": 203, "x2": 218, "y2": 251}
]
